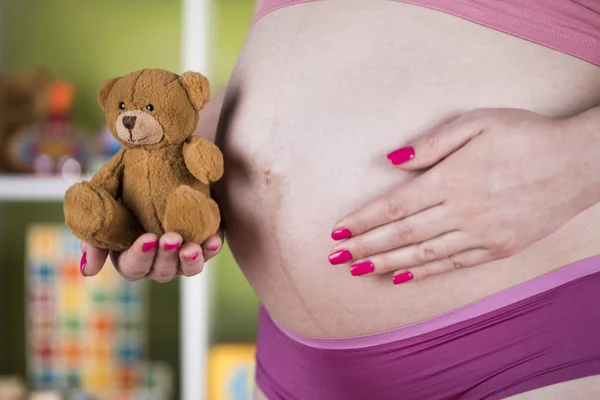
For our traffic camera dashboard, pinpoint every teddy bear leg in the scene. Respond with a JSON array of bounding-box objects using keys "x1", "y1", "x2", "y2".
[
  {"x1": 64, "y1": 181, "x2": 144, "y2": 251},
  {"x1": 163, "y1": 185, "x2": 221, "y2": 245}
]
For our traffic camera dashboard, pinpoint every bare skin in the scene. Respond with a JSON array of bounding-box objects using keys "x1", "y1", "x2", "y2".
[
  {"x1": 217, "y1": 0, "x2": 600, "y2": 334},
  {"x1": 83, "y1": 1, "x2": 600, "y2": 398}
]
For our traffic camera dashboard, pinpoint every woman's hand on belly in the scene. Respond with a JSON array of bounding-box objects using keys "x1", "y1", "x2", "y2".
[
  {"x1": 330, "y1": 107, "x2": 600, "y2": 284},
  {"x1": 79, "y1": 231, "x2": 223, "y2": 282}
]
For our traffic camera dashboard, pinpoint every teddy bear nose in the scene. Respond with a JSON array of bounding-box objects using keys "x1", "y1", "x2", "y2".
[{"x1": 122, "y1": 116, "x2": 137, "y2": 130}]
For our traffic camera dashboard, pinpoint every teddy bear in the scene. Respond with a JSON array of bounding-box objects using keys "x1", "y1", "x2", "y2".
[
  {"x1": 0, "y1": 69, "x2": 52, "y2": 172},
  {"x1": 63, "y1": 69, "x2": 223, "y2": 252}
]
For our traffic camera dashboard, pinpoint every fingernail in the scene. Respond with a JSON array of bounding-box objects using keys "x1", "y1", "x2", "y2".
[
  {"x1": 387, "y1": 146, "x2": 415, "y2": 165},
  {"x1": 393, "y1": 271, "x2": 414, "y2": 285},
  {"x1": 329, "y1": 249, "x2": 352, "y2": 265},
  {"x1": 183, "y1": 252, "x2": 198, "y2": 262},
  {"x1": 207, "y1": 245, "x2": 220, "y2": 252},
  {"x1": 350, "y1": 261, "x2": 374, "y2": 276},
  {"x1": 331, "y1": 228, "x2": 351, "y2": 241},
  {"x1": 142, "y1": 241, "x2": 158, "y2": 252},
  {"x1": 164, "y1": 242, "x2": 181, "y2": 252},
  {"x1": 80, "y1": 252, "x2": 87, "y2": 277}
]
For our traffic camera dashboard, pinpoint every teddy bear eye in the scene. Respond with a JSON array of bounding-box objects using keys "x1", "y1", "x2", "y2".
[
  {"x1": 146, "y1": 104, "x2": 154, "y2": 112},
  {"x1": 119, "y1": 102, "x2": 125, "y2": 110}
]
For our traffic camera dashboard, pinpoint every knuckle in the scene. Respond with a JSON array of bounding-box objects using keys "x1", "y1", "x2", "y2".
[
  {"x1": 351, "y1": 240, "x2": 370, "y2": 259},
  {"x1": 376, "y1": 256, "x2": 395, "y2": 274},
  {"x1": 417, "y1": 244, "x2": 437, "y2": 263},
  {"x1": 490, "y1": 232, "x2": 517, "y2": 258},
  {"x1": 350, "y1": 215, "x2": 367, "y2": 233},
  {"x1": 426, "y1": 134, "x2": 438, "y2": 150},
  {"x1": 153, "y1": 270, "x2": 177, "y2": 281},
  {"x1": 122, "y1": 263, "x2": 150, "y2": 278},
  {"x1": 394, "y1": 223, "x2": 414, "y2": 244},
  {"x1": 444, "y1": 256, "x2": 464, "y2": 271},
  {"x1": 418, "y1": 266, "x2": 434, "y2": 280},
  {"x1": 386, "y1": 197, "x2": 406, "y2": 220}
]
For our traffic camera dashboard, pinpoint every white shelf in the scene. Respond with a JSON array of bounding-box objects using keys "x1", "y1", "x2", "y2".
[
  {"x1": 0, "y1": 175, "x2": 92, "y2": 202},
  {"x1": 180, "y1": 0, "x2": 211, "y2": 399}
]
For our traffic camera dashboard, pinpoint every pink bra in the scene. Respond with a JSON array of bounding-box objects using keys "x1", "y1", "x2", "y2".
[{"x1": 253, "y1": 0, "x2": 600, "y2": 67}]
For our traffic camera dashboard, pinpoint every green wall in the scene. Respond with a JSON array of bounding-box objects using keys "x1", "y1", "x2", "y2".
[
  {"x1": 0, "y1": 0, "x2": 259, "y2": 393},
  {"x1": 1, "y1": 0, "x2": 183, "y2": 131}
]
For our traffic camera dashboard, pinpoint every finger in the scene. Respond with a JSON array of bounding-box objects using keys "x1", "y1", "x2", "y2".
[
  {"x1": 201, "y1": 229, "x2": 224, "y2": 261},
  {"x1": 391, "y1": 249, "x2": 492, "y2": 284},
  {"x1": 332, "y1": 174, "x2": 443, "y2": 238},
  {"x1": 388, "y1": 112, "x2": 485, "y2": 170},
  {"x1": 348, "y1": 231, "x2": 475, "y2": 276},
  {"x1": 114, "y1": 233, "x2": 159, "y2": 282},
  {"x1": 80, "y1": 242, "x2": 109, "y2": 277},
  {"x1": 331, "y1": 205, "x2": 453, "y2": 262},
  {"x1": 179, "y1": 242, "x2": 205, "y2": 277},
  {"x1": 149, "y1": 232, "x2": 183, "y2": 283}
]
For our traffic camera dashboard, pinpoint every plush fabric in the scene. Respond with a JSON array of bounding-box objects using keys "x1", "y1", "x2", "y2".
[{"x1": 64, "y1": 69, "x2": 223, "y2": 251}]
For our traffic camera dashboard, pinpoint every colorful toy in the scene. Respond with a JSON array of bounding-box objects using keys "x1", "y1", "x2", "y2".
[
  {"x1": 25, "y1": 225, "x2": 173, "y2": 399},
  {"x1": 64, "y1": 69, "x2": 223, "y2": 251},
  {"x1": 208, "y1": 344, "x2": 256, "y2": 400},
  {"x1": 87, "y1": 125, "x2": 122, "y2": 174},
  {"x1": 0, "y1": 69, "x2": 52, "y2": 173},
  {"x1": 0, "y1": 73, "x2": 91, "y2": 175},
  {"x1": 0, "y1": 376, "x2": 26, "y2": 400},
  {"x1": 29, "y1": 82, "x2": 90, "y2": 176}
]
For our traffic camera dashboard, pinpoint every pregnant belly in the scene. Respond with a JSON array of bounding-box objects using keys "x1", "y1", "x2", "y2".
[{"x1": 215, "y1": 0, "x2": 600, "y2": 337}]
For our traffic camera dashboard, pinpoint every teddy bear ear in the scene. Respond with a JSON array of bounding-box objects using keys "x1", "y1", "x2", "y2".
[
  {"x1": 178, "y1": 71, "x2": 211, "y2": 111},
  {"x1": 97, "y1": 77, "x2": 120, "y2": 111}
]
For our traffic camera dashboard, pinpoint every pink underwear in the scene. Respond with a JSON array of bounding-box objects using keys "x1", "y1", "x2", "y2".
[{"x1": 256, "y1": 255, "x2": 600, "y2": 399}]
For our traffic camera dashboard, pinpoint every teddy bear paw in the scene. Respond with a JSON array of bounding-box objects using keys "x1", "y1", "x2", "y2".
[
  {"x1": 163, "y1": 185, "x2": 221, "y2": 244},
  {"x1": 64, "y1": 182, "x2": 108, "y2": 247}
]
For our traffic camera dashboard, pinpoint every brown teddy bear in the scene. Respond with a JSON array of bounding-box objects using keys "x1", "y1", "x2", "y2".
[
  {"x1": 0, "y1": 69, "x2": 52, "y2": 172},
  {"x1": 63, "y1": 69, "x2": 223, "y2": 252}
]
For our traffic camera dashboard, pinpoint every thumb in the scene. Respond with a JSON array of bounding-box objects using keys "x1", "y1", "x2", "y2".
[
  {"x1": 387, "y1": 112, "x2": 485, "y2": 170},
  {"x1": 80, "y1": 242, "x2": 109, "y2": 277}
]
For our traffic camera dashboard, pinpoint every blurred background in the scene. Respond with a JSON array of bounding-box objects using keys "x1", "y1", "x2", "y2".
[{"x1": 0, "y1": 0, "x2": 259, "y2": 399}]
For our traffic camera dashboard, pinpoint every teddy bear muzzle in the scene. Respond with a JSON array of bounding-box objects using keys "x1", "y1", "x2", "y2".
[{"x1": 116, "y1": 110, "x2": 164, "y2": 145}]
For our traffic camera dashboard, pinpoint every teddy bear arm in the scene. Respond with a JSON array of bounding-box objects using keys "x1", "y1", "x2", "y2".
[
  {"x1": 90, "y1": 148, "x2": 126, "y2": 198},
  {"x1": 183, "y1": 136, "x2": 224, "y2": 184}
]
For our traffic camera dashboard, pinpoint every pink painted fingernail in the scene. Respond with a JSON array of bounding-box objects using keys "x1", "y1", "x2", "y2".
[
  {"x1": 329, "y1": 249, "x2": 352, "y2": 265},
  {"x1": 142, "y1": 241, "x2": 158, "y2": 252},
  {"x1": 164, "y1": 242, "x2": 181, "y2": 252},
  {"x1": 387, "y1": 146, "x2": 415, "y2": 165},
  {"x1": 331, "y1": 228, "x2": 351, "y2": 241},
  {"x1": 350, "y1": 261, "x2": 374, "y2": 276},
  {"x1": 183, "y1": 252, "x2": 198, "y2": 262},
  {"x1": 80, "y1": 252, "x2": 87, "y2": 277},
  {"x1": 208, "y1": 245, "x2": 220, "y2": 252},
  {"x1": 393, "y1": 271, "x2": 414, "y2": 285}
]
